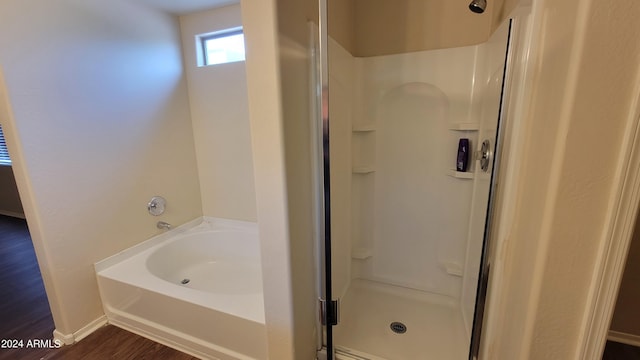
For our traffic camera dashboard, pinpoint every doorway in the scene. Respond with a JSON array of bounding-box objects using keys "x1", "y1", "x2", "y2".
[
  {"x1": 0, "y1": 151, "x2": 55, "y2": 354},
  {"x1": 603, "y1": 214, "x2": 640, "y2": 359}
]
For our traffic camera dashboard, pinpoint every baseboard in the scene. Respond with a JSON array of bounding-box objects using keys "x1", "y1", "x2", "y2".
[
  {"x1": 52, "y1": 330, "x2": 74, "y2": 346},
  {"x1": 53, "y1": 315, "x2": 108, "y2": 345},
  {"x1": 0, "y1": 210, "x2": 25, "y2": 219},
  {"x1": 608, "y1": 330, "x2": 640, "y2": 347}
]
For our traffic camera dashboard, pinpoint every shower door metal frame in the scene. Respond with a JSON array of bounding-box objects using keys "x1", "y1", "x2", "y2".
[
  {"x1": 317, "y1": 0, "x2": 338, "y2": 359},
  {"x1": 469, "y1": 18, "x2": 515, "y2": 360}
]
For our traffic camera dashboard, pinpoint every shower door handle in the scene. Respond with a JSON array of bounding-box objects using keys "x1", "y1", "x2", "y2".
[{"x1": 475, "y1": 139, "x2": 493, "y2": 172}]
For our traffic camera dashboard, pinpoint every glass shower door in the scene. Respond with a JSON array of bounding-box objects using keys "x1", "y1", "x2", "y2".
[{"x1": 317, "y1": 1, "x2": 513, "y2": 359}]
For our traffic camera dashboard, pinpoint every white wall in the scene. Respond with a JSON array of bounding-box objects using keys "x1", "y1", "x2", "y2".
[
  {"x1": 242, "y1": 0, "x2": 319, "y2": 357},
  {"x1": 179, "y1": 5, "x2": 257, "y2": 222},
  {"x1": 0, "y1": 0, "x2": 201, "y2": 338}
]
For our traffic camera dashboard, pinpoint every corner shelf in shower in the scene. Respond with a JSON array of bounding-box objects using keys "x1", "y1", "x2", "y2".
[
  {"x1": 448, "y1": 122, "x2": 479, "y2": 131},
  {"x1": 352, "y1": 247, "x2": 373, "y2": 260},
  {"x1": 447, "y1": 170, "x2": 474, "y2": 179},
  {"x1": 442, "y1": 261, "x2": 464, "y2": 277},
  {"x1": 352, "y1": 125, "x2": 376, "y2": 132},
  {"x1": 353, "y1": 167, "x2": 375, "y2": 174}
]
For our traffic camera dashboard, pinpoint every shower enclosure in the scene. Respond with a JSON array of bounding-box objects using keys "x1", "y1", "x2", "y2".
[{"x1": 315, "y1": 1, "x2": 515, "y2": 359}]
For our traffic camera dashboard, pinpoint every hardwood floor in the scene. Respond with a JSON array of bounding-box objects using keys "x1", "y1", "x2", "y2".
[
  {"x1": 0, "y1": 215, "x2": 54, "y2": 360},
  {"x1": 44, "y1": 325, "x2": 199, "y2": 360},
  {"x1": 0, "y1": 215, "x2": 198, "y2": 360}
]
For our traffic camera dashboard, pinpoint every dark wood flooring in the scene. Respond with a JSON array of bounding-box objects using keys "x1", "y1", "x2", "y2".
[
  {"x1": 0, "y1": 215, "x2": 198, "y2": 359},
  {"x1": 0, "y1": 215, "x2": 54, "y2": 360}
]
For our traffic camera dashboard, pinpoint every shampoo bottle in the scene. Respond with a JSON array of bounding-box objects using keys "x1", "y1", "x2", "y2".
[{"x1": 456, "y1": 138, "x2": 470, "y2": 172}]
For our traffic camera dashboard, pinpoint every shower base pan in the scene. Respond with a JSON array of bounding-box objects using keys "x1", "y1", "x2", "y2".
[{"x1": 329, "y1": 279, "x2": 468, "y2": 360}]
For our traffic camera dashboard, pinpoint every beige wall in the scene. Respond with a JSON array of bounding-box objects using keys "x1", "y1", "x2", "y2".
[
  {"x1": 485, "y1": 0, "x2": 640, "y2": 358},
  {"x1": 179, "y1": 5, "x2": 257, "y2": 222},
  {"x1": 328, "y1": 0, "x2": 517, "y2": 57},
  {"x1": 491, "y1": 0, "x2": 519, "y2": 32},
  {"x1": 0, "y1": 0, "x2": 202, "y2": 338},
  {"x1": 610, "y1": 213, "x2": 640, "y2": 336},
  {"x1": 353, "y1": 0, "x2": 493, "y2": 56},
  {"x1": 0, "y1": 165, "x2": 24, "y2": 218},
  {"x1": 328, "y1": 0, "x2": 356, "y2": 55}
]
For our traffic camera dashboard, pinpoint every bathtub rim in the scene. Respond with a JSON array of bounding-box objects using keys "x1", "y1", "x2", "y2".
[
  {"x1": 94, "y1": 216, "x2": 265, "y2": 324},
  {"x1": 95, "y1": 216, "x2": 258, "y2": 273}
]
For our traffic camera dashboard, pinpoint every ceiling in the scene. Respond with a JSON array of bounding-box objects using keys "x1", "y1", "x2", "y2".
[{"x1": 133, "y1": 0, "x2": 239, "y2": 15}]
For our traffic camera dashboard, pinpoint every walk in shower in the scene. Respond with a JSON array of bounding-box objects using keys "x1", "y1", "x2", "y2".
[{"x1": 315, "y1": 1, "x2": 514, "y2": 359}]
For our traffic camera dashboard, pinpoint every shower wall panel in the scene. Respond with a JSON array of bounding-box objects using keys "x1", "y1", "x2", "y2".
[{"x1": 350, "y1": 45, "x2": 481, "y2": 299}]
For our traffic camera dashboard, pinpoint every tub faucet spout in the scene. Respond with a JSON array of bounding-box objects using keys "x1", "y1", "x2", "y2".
[{"x1": 157, "y1": 221, "x2": 171, "y2": 230}]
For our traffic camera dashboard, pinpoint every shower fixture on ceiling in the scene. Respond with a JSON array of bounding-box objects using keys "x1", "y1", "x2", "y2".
[{"x1": 469, "y1": 0, "x2": 487, "y2": 13}]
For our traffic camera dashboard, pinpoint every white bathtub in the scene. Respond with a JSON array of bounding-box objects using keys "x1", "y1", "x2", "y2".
[{"x1": 95, "y1": 217, "x2": 267, "y2": 360}]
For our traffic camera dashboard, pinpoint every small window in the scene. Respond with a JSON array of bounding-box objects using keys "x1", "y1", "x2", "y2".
[
  {"x1": 0, "y1": 124, "x2": 11, "y2": 165},
  {"x1": 198, "y1": 28, "x2": 245, "y2": 67}
]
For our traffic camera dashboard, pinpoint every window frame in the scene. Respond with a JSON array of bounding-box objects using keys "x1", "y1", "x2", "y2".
[
  {"x1": 199, "y1": 28, "x2": 245, "y2": 67},
  {"x1": 0, "y1": 124, "x2": 11, "y2": 166}
]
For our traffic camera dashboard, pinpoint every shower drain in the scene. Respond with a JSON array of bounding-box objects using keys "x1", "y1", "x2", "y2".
[
  {"x1": 390, "y1": 322, "x2": 407, "y2": 334},
  {"x1": 180, "y1": 278, "x2": 190, "y2": 285}
]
